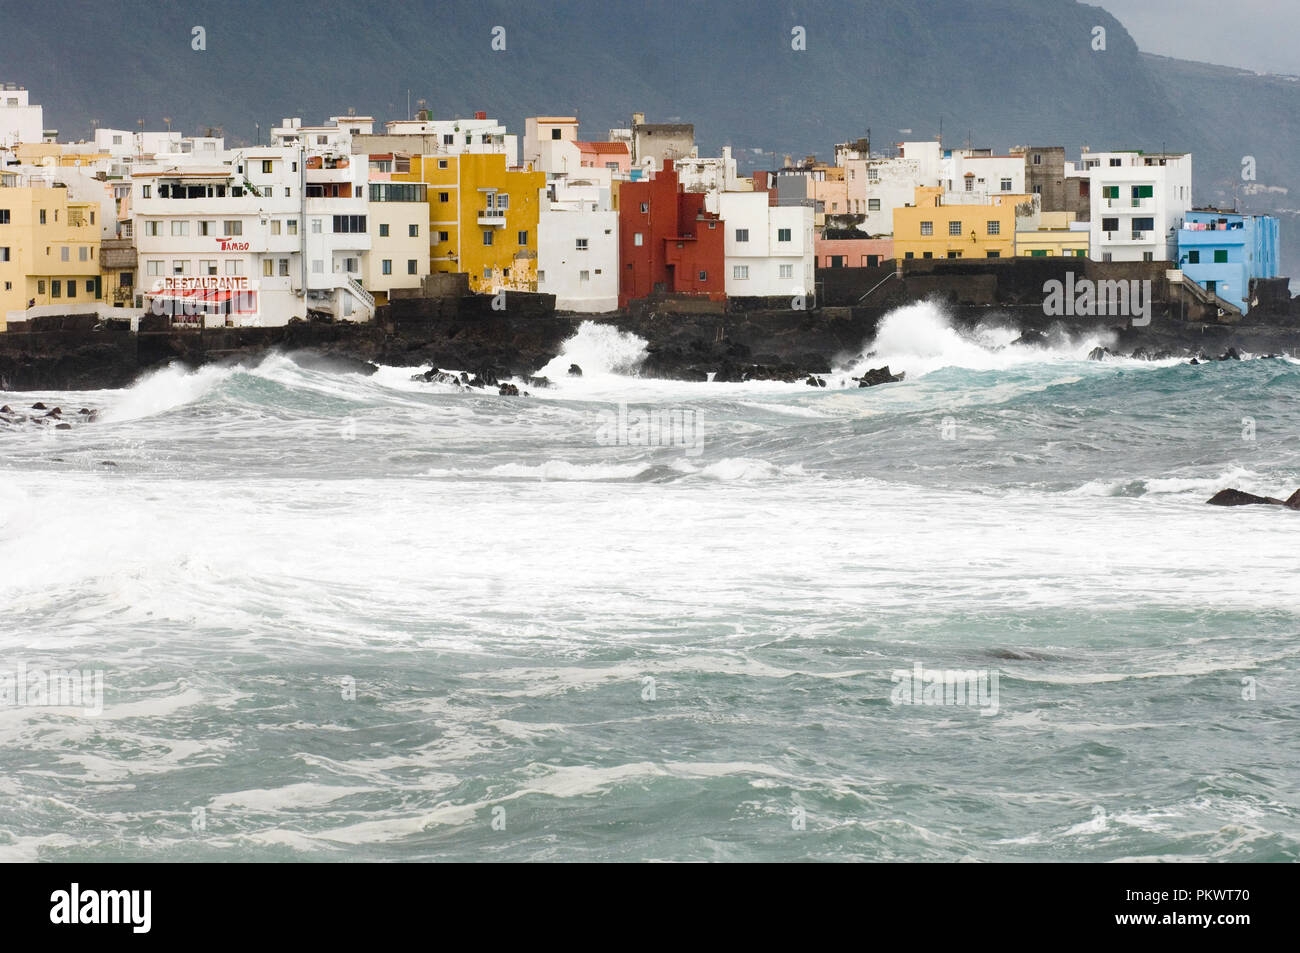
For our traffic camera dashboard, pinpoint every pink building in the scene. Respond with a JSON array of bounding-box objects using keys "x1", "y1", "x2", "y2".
[
  {"x1": 575, "y1": 140, "x2": 631, "y2": 175},
  {"x1": 814, "y1": 237, "x2": 894, "y2": 268}
]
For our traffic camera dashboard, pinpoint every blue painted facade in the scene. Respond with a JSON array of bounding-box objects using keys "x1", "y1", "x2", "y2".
[{"x1": 1176, "y1": 210, "x2": 1280, "y2": 314}]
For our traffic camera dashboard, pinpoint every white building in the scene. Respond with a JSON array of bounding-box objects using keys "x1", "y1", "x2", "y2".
[
  {"x1": 523, "y1": 116, "x2": 579, "y2": 173},
  {"x1": 718, "y1": 191, "x2": 815, "y2": 298},
  {"x1": 537, "y1": 179, "x2": 618, "y2": 313},
  {"x1": 842, "y1": 140, "x2": 942, "y2": 236},
  {"x1": 940, "y1": 149, "x2": 1026, "y2": 203},
  {"x1": 0, "y1": 84, "x2": 44, "y2": 147},
  {"x1": 676, "y1": 147, "x2": 749, "y2": 214},
  {"x1": 1077, "y1": 150, "x2": 1192, "y2": 262},
  {"x1": 360, "y1": 113, "x2": 518, "y2": 168},
  {"x1": 133, "y1": 141, "x2": 373, "y2": 326}
]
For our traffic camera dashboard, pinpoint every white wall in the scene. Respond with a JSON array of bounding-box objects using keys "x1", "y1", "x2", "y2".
[
  {"x1": 0, "y1": 87, "x2": 42, "y2": 146},
  {"x1": 537, "y1": 184, "x2": 618, "y2": 312},
  {"x1": 1084, "y1": 152, "x2": 1192, "y2": 262},
  {"x1": 719, "y1": 192, "x2": 814, "y2": 297}
]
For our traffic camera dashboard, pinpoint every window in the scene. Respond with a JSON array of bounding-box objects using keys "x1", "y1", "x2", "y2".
[
  {"x1": 986, "y1": 221, "x2": 1000, "y2": 235},
  {"x1": 735, "y1": 228, "x2": 749, "y2": 242},
  {"x1": 1109, "y1": 158, "x2": 1122, "y2": 167},
  {"x1": 1033, "y1": 153, "x2": 1042, "y2": 165},
  {"x1": 698, "y1": 271, "x2": 707, "y2": 281},
  {"x1": 332, "y1": 215, "x2": 366, "y2": 233},
  {"x1": 442, "y1": 135, "x2": 453, "y2": 146},
  {"x1": 948, "y1": 251, "x2": 962, "y2": 259},
  {"x1": 0, "y1": 246, "x2": 7, "y2": 262},
  {"x1": 171, "y1": 221, "x2": 188, "y2": 236},
  {"x1": 1033, "y1": 185, "x2": 1042, "y2": 195},
  {"x1": 964, "y1": 178, "x2": 973, "y2": 192},
  {"x1": 223, "y1": 221, "x2": 242, "y2": 236},
  {"x1": 483, "y1": 268, "x2": 492, "y2": 279},
  {"x1": 311, "y1": 219, "x2": 322, "y2": 234},
  {"x1": 579, "y1": 270, "x2": 590, "y2": 282},
  {"x1": 1214, "y1": 249, "x2": 1228, "y2": 263},
  {"x1": 407, "y1": 260, "x2": 417, "y2": 275},
  {"x1": 409, "y1": 224, "x2": 419, "y2": 238},
  {"x1": 199, "y1": 221, "x2": 214, "y2": 236},
  {"x1": 948, "y1": 221, "x2": 962, "y2": 236},
  {"x1": 379, "y1": 223, "x2": 390, "y2": 237},
  {"x1": 634, "y1": 232, "x2": 644, "y2": 246},
  {"x1": 279, "y1": 259, "x2": 289, "y2": 276},
  {"x1": 438, "y1": 231, "x2": 449, "y2": 242},
  {"x1": 1132, "y1": 185, "x2": 1154, "y2": 202},
  {"x1": 312, "y1": 260, "x2": 324, "y2": 273},
  {"x1": 287, "y1": 220, "x2": 298, "y2": 235},
  {"x1": 141, "y1": 186, "x2": 150, "y2": 199},
  {"x1": 51, "y1": 280, "x2": 61, "y2": 298},
  {"x1": 263, "y1": 258, "x2": 274, "y2": 277},
  {"x1": 905, "y1": 252, "x2": 914, "y2": 260},
  {"x1": 867, "y1": 167, "x2": 879, "y2": 181},
  {"x1": 262, "y1": 160, "x2": 273, "y2": 174},
  {"x1": 779, "y1": 264, "x2": 793, "y2": 279},
  {"x1": 777, "y1": 228, "x2": 791, "y2": 242},
  {"x1": 1102, "y1": 186, "x2": 1119, "y2": 199},
  {"x1": 271, "y1": 220, "x2": 282, "y2": 236},
  {"x1": 987, "y1": 250, "x2": 1001, "y2": 258},
  {"x1": 1188, "y1": 250, "x2": 1200, "y2": 264},
  {"x1": 920, "y1": 221, "x2": 933, "y2": 236},
  {"x1": 482, "y1": 230, "x2": 493, "y2": 246},
  {"x1": 67, "y1": 281, "x2": 76, "y2": 298},
  {"x1": 496, "y1": 194, "x2": 508, "y2": 210},
  {"x1": 575, "y1": 238, "x2": 588, "y2": 251},
  {"x1": 1102, "y1": 217, "x2": 1119, "y2": 233},
  {"x1": 342, "y1": 257, "x2": 359, "y2": 274},
  {"x1": 439, "y1": 192, "x2": 449, "y2": 203},
  {"x1": 79, "y1": 246, "x2": 90, "y2": 261},
  {"x1": 145, "y1": 221, "x2": 161, "y2": 236},
  {"x1": 551, "y1": 128, "x2": 562, "y2": 140},
  {"x1": 868, "y1": 198, "x2": 880, "y2": 211},
  {"x1": 1142, "y1": 252, "x2": 1154, "y2": 262},
  {"x1": 733, "y1": 265, "x2": 749, "y2": 279},
  {"x1": 1000, "y1": 178, "x2": 1012, "y2": 191},
  {"x1": 61, "y1": 247, "x2": 70, "y2": 262},
  {"x1": 517, "y1": 230, "x2": 527, "y2": 245},
  {"x1": 201, "y1": 260, "x2": 218, "y2": 275},
  {"x1": 437, "y1": 159, "x2": 448, "y2": 170},
  {"x1": 285, "y1": 188, "x2": 292, "y2": 198},
  {"x1": 640, "y1": 202, "x2": 649, "y2": 214},
  {"x1": 0, "y1": 209, "x2": 8, "y2": 224},
  {"x1": 172, "y1": 260, "x2": 190, "y2": 275},
  {"x1": 146, "y1": 260, "x2": 163, "y2": 276},
  {"x1": 225, "y1": 260, "x2": 241, "y2": 275}
]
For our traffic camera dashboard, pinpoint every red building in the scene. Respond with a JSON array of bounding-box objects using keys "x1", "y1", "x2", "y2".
[{"x1": 618, "y1": 160, "x2": 726, "y2": 308}]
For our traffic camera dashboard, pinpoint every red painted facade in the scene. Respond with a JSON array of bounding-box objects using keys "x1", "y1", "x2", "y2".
[{"x1": 618, "y1": 160, "x2": 726, "y2": 308}]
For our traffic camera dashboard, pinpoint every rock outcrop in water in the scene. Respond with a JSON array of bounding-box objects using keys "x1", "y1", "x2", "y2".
[
  {"x1": 0, "y1": 402, "x2": 98, "y2": 430},
  {"x1": 1206, "y1": 488, "x2": 1300, "y2": 509},
  {"x1": 854, "y1": 366, "x2": 905, "y2": 387}
]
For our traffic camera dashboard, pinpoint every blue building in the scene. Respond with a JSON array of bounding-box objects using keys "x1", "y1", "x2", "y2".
[{"x1": 1176, "y1": 209, "x2": 1280, "y2": 315}]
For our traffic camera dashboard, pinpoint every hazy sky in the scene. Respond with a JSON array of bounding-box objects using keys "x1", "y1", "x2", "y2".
[{"x1": 1094, "y1": 0, "x2": 1300, "y2": 74}]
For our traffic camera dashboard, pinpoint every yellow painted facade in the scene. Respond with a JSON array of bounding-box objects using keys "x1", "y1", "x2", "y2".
[
  {"x1": 893, "y1": 186, "x2": 1031, "y2": 260},
  {"x1": 0, "y1": 186, "x2": 103, "y2": 329},
  {"x1": 398, "y1": 153, "x2": 544, "y2": 293},
  {"x1": 1014, "y1": 211, "x2": 1089, "y2": 258}
]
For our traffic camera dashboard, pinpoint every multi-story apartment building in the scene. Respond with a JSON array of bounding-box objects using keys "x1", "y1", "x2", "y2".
[
  {"x1": 617, "y1": 160, "x2": 724, "y2": 307},
  {"x1": 0, "y1": 176, "x2": 103, "y2": 327},
  {"x1": 718, "y1": 190, "x2": 815, "y2": 298},
  {"x1": 366, "y1": 157, "x2": 429, "y2": 304},
  {"x1": 893, "y1": 186, "x2": 1034, "y2": 260},
  {"x1": 1077, "y1": 150, "x2": 1192, "y2": 263},
  {"x1": 357, "y1": 112, "x2": 518, "y2": 168},
  {"x1": 397, "y1": 152, "x2": 543, "y2": 293},
  {"x1": 132, "y1": 141, "x2": 372, "y2": 326},
  {"x1": 537, "y1": 179, "x2": 619, "y2": 312},
  {"x1": 1176, "y1": 209, "x2": 1280, "y2": 315}
]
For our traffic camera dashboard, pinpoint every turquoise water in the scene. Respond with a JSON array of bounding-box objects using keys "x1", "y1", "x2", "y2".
[{"x1": 1, "y1": 306, "x2": 1298, "y2": 861}]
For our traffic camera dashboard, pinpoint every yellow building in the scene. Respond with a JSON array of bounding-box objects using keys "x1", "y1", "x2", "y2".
[
  {"x1": 1015, "y1": 211, "x2": 1089, "y2": 258},
  {"x1": 0, "y1": 185, "x2": 103, "y2": 329},
  {"x1": 893, "y1": 186, "x2": 1032, "y2": 260},
  {"x1": 397, "y1": 153, "x2": 544, "y2": 293}
]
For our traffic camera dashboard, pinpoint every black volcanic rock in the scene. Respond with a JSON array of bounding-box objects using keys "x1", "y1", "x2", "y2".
[{"x1": 1206, "y1": 489, "x2": 1284, "y2": 506}]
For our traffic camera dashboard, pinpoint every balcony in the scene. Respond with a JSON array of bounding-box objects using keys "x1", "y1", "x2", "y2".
[{"x1": 478, "y1": 208, "x2": 507, "y2": 226}]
